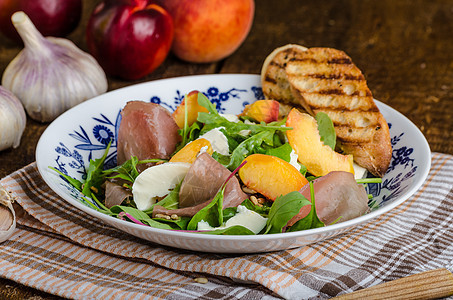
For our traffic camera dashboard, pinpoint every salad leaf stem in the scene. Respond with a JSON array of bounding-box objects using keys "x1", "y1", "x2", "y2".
[
  {"x1": 118, "y1": 211, "x2": 147, "y2": 226},
  {"x1": 49, "y1": 166, "x2": 83, "y2": 191},
  {"x1": 356, "y1": 178, "x2": 383, "y2": 184}
]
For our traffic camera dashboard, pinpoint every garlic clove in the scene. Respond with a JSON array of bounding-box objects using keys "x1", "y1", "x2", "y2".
[
  {"x1": 2, "y1": 11, "x2": 108, "y2": 123},
  {"x1": 0, "y1": 186, "x2": 16, "y2": 243},
  {"x1": 0, "y1": 86, "x2": 26, "y2": 151}
]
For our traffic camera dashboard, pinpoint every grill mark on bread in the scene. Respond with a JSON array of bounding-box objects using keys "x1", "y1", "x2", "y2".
[
  {"x1": 316, "y1": 89, "x2": 372, "y2": 97},
  {"x1": 264, "y1": 75, "x2": 277, "y2": 84},
  {"x1": 290, "y1": 57, "x2": 353, "y2": 65},
  {"x1": 304, "y1": 74, "x2": 365, "y2": 81},
  {"x1": 328, "y1": 58, "x2": 352, "y2": 64},
  {"x1": 289, "y1": 57, "x2": 318, "y2": 64}
]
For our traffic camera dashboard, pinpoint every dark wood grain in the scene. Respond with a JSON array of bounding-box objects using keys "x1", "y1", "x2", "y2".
[{"x1": 1, "y1": 0, "x2": 452, "y2": 298}]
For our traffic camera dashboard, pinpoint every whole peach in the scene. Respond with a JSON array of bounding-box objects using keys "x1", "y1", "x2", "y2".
[{"x1": 161, "y1": 0, "x2": 254, "y2": 63}]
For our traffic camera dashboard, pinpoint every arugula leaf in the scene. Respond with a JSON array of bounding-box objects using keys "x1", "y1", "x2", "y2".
[
  {"x1": 241, "y1": 198, "x2": 271, "y2": 216},
  {"x1": 197, "y1": 92, "x2": 218, "y2": 114},
  {"x1": 227, "y1": 130, "x2": 275, "y2": 170},
  {"x1": 110, "y1": 206, "x2": 178, "y2": 229},
  {"x1": 223, "y1": 207, "x2": 237, "y2": 223},
  {"x1": 287, "y1": 181, "x2": 324, "y2": 232},
  {"x1": 103, "y1": 156, "x2": 140, "y2": 183},
  {"x1": 265, "y1": 143, "x2": 293, "y2": 162},
  {"x1": 176, "y1": 121, "x2": 203, "y2": 152},
  {"x1": 264, "y1": 191, "x2": 311, "y2": 234},
  {"x1": 82, "y1": 142, "x2": 111, "y2": 198},
  {"x1": 143, "y1": 180, "x2": 182, "y2": 214},
  {"x1": 198, "y1": 225, "x2": 255, "y2": 235},
  {"x1": 211, "y1": 152, "x2": 231, "y2": 166},
  {"x1": 198, "y1": 112, "x2": 290, "y2": 137},
  {"x1": 49, "y1": 167, "x2": 83, "y2": 191},
  {"x1": 152, "y1": 215, "x2": 191, "y2": 230},
  {"x1": 187, "y1": 184, "x2": 225, "y2": 230},
  {"x1": 315, "y1": 112, "x2": 336, "y2": 150},
  {"x1": 299, "y1": 163, "x2": 308, "y2": 177}
]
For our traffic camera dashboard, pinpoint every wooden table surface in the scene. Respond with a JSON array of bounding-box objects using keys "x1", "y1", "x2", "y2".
[{"x1": 1, "y1": 0, "x2": 452, "y2": 298}]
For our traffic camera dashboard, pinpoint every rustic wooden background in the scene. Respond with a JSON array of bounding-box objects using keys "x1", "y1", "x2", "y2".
[{"x1": 1, "y1": 0, "x2": 452, "y2": 298}]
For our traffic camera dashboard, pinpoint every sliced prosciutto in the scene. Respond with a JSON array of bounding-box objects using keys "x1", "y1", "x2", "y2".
[
  {"x1": 117, "y1": 101, "x2": 181, "y2": 165},
  {"x1": 287, "y1": 171, "x2": 369, "y2": 227},
  {"x1": 104, "y1": 181, "x2": 132, "y2": 208},
  {"x1": 152, "y1": 152, "x2": 247, "y2": 217}
]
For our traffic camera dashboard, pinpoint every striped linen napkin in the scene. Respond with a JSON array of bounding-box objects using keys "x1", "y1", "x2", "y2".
[{"x1": 1, "y1": 152, "x2": 453, "y2": 300}]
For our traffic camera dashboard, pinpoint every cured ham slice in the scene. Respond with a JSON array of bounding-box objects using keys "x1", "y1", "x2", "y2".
[
  {"x1": 104, "y1": 181, "x2": 132, "y2": 208},
  {"x1": 287, "y1": 171, "x2": 369, "y2": 227},
  {"x1": 116, "y1": 101, "x2": 181, "y2": 165},
  {"x1": 152, "y1": 152, "x2": 247, "y2": 217}
]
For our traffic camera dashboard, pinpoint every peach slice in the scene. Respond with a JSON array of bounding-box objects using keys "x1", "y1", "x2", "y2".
[
  {"x1": 169, "y1": 138, "x2": 213, "y2": 163},
  {"x1": 240, "y1": 100, "x2": 279, "y2": 123},
  {"x1": 286, "y1": 108, "x2": 354, "y2": 176},
  {"x1": 238, "y1": 154, "x2": 308, "y2": 201},
  {"x1": 172, "y1": 90, "x2": 209, "y2": 128}
]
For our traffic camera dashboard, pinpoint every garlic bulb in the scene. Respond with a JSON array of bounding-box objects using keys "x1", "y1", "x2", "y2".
[
  {"x1": 2, "y1": 11, "x2": 108, "y2": 123},
  {"x1": 0, "y1": 185, "x2": 16, "y2": 244},
  {"x1": 0, "y1": 86, "x2": 26, "y2": 151}
]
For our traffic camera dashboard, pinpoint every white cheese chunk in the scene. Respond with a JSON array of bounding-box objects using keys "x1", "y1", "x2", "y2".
[
  {"x1": 132, "y1": 162, "x2": 191, "y2": 211},
  {"x1": 353, "y1": 163, "x2": 368, "y2": 179},
  {"x1": 289, "y1": 149, "x2": 301, "y2": 171},
  {"x1": 197, "y1": 205, "x2": 268, "y2": 234},
  {"x1": 199, "y1": 127, "x2": 229, "y2": 155},
  {"x1": 219, "y1": 113, "x2": 239, "y2": 123}
]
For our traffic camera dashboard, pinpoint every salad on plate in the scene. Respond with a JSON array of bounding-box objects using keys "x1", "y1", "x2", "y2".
[{"x1": 51, "y1": 90, "x2": 382, "y2": 235}]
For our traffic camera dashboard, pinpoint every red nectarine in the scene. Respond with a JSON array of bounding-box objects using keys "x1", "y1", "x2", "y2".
[{"x1": 159, "y1": 0, "x2": 255, "y2": 63}]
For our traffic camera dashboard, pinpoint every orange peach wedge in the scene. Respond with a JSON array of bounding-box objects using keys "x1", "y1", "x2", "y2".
[
  {"x1": 169, "y1": 138, "x2": 213, "y2": 163},
  {"x1": 172, "y1": 90, "x2": 209, "y2": 128},
  {"x1": 240, "y1": 99, "x2": 279, "y2": 123},
  {"x1": 286, "y1": 108, "x2": 354, "y2": 177},
  {"x1": 238, "y1": 154, "x2": 308, "y2": 201}
]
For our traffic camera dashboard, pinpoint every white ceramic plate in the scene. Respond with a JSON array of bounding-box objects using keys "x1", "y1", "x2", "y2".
[{"x1": 36, "y1": 74, "x2": 431, "y2": 253}]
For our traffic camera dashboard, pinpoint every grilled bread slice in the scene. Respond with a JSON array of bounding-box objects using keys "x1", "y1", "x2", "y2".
[
  {"x1": 285, "y1": 47, "x2": 392, "y2": 177},
  {"x1": 261, "y1": 44, "x2": 308, "y2": 108}
]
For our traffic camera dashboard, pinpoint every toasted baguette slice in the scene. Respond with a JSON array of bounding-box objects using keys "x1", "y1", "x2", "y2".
[
  {"x1": 261, "y1": 44, "x2": 308, "y2": 107},
  {"x1": 285, "y1": 47, "x2": 392, "y2": 177}
]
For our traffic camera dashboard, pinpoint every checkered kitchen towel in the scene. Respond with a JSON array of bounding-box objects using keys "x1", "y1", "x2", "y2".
[{"x1": 1, "y1": 152, "x2": 453, "y2": 300}]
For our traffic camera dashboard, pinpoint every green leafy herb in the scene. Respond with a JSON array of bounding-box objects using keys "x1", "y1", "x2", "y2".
[
  {"x1": 198, "y1": 112, "x2": 290, "y2": 137},
  {"x1": 143, "y1": 180, "x2": 183, "y2": 214},
  {"x1": 265, "y1": 143, "x2": 293, "y2": 162},
  {"x1": 315, "y1": 112, "x2": 336, "y2": 150},
  {"x1": 241, "y1": 198, "x2": 271, "y2": 216},
  {"x1": 197, "y1": 92, "x2": 218, "y2": 114},
  {"x1": 111, "y1": 206, "x2": 178, "y2": 229},
  {"x1": 103, "y1": 156, "x2": 140, "y2": 183},
  {"x1": 187, "y1": 184, "x2": 225, "y2": 230},
  {"x1": 211, "y1": 152, "x2": 231, "y2": 166},
  {"x1": 264, "y1": 191, "x2": 311, "y2": 234},
  {"x1": 198, "y1": 225, "x2": 255, "y2": 235},
  {"x1": 82, "y1": 141, "x2": 112, "y2": 198},
  {"x1": 222, "y1": 207, "x2": 238, "y2": 223},
  {"x1": 288, "y1": 181, "x2": 324, "y2": 231},
  {"x1": 49, "y1": 167, "x2": 83, "y2": 191},
  {"x1": 227, "y1": 130, "x2": 275, "y2": 170}
]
